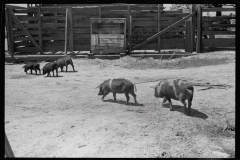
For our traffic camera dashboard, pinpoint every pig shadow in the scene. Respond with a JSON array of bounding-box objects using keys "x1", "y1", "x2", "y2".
[
  {"x1": 103, "y1": 99, "x2": 144, "y2": 107},
  {"x1": 26, "y1": 73, "x2": 42, "y2": 76},
  {"x1": 59, "y1": 70, "x2": 77, "y2": 73},
  {"x1": 162, "y1": 103, "x2": 208, "y2": 119},
  {"x1": 44, "y1": 75, "x2": 64, "y2": 78}
]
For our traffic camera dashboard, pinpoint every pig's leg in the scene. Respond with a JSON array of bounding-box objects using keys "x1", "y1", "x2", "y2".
[
  {"x1": 113, "y1": 93, "x2": 117, "y2": 101},
  {"x1": 124, "y1": 93, "x2": 130, "y2": 105},
  {"x1": 102, "y1": 90, "x2": 109, "y2": 100}
]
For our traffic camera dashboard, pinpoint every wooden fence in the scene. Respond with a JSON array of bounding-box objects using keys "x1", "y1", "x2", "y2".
[
  {"x1": 197, "y1": 6, "x2": 235, "y2": 52},
  {"x1": 5, "y1": 4, "x2": 235, "y2": 58}
]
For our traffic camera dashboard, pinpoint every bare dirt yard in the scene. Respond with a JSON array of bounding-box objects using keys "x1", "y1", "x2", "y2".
[{"x1": 5, "y1": 51, "x2": 235, "y2": 158}]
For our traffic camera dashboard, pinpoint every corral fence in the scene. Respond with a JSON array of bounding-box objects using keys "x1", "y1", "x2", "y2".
[{"x1": 5, "y1": 4, "x2": 235, "y2": 61}]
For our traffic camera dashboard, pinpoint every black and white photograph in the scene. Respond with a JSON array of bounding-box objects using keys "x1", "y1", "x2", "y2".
[{"x1": 4, "y1": 3, "x2": 235, "y2": 158}]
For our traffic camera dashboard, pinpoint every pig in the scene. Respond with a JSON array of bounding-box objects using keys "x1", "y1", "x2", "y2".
[
  {"x1": 56, "y1": 56, "x2": 75, "y2": 72},
  {"x1": 22, "y1": 62, "x2": 41, "y2": 75},
  {"x1": 151, "y1": 79, "x2": 194, "y2": 115},
  {"x1": 42, "y1": 61, "x2": 58, "y2": 77},
  {"x1": 96, "y1": 78, "x2": 137, "y2": 105}
]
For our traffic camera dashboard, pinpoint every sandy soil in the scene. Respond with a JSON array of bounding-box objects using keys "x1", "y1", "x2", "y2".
[{"x1": 5, "y1": 51, "x2": 235, "y2": 158}]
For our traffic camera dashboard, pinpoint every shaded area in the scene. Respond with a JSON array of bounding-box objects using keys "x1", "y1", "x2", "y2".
[
  {"x1": 103, "y1": 99, "x2": 144, "y2": 107},
  {"x1": 58, "y1": 70, "x2": 78, "y2": 73},
  {"x1": 162, "y1": 103, "x2": 208, "y2": 119},
  {"x1": 43, "y1": 75, "x2": 64, "y2": 78}
]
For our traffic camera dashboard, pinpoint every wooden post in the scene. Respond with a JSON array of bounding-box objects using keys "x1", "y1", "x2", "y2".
[
  {"x1": 196, "y1": 4, "x2": 202, "y2": 53},
  {"x1": 124, "y1": 19, "x2": 127, "y2": 55},
  {"x1": 68, "y1": 6, "x2": 73, "y2": 53},
  {"x1": 127, "y1": 5, "x2": 131, "y2": 55},
  {"x1": 185, "y1": 20, "x2": 191, "y2": 52},
  {"x1": 99, "y1": 6, "x2": 101, "y2": 18},
  {"x1": 191, "y1": 4, "x2": 196, "y2": 52},
  {"x1": 158, "y1": 4, "x2": 162, "y2": 53},
  {"x1": 54, "y1": 4, "x2": 57, "y2": 30},
  {"x1": 6, "y1": 8, "x2": 14, "y2": 58},
  {"x1": 37, "y1": 8, "x2": 43, "y2": 54},
  {"x1": 64, "y1": 8, "x2": 68, "y2": 55}
]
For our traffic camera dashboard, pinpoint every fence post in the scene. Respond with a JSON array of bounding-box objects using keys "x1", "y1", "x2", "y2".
[
  {"x1": 54, "y1": 4, "x2": 57, "y2": 30},
  {"x1": 196, "y1": 4, "x2": 202, "y2": 53},
  {"x1": 6, "y1": 8, "x2": 14, "y2": 58},
  {"x1": 127, "y1": 5, "x2": 132, "y2": 55},
  {"x1": 64, "y1": 7, "x2": 68, "y2": 55},
  {"x1": 99, "y1": 6, "x2": 101, "y2": 18},
  {"x1": 68, "y1": 6, "x2": 73, "y2": 53},
  {"x1": 37, "y1": 7, "x2": 43, "y2": 54},
  {"x1": 185, "y1": 20, "x2": 191, "y2": 52},
  {"x1": 158, "y1": 4, "x2": 162, "y2": 53},
  {"x1": 191, "y1": 4, "x2": 196, "y2": 52}
]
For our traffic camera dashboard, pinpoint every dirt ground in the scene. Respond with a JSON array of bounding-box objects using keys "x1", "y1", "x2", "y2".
[{"x1": 5, "y1": 51, "x2": 235, "y2": 158}]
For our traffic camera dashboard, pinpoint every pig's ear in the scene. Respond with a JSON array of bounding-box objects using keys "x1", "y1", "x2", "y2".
[{"x1": 95, "y1": 84, "x2": 101, "y2": 89}]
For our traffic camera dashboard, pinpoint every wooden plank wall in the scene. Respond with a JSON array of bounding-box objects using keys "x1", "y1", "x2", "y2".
[{"x1": 201, "y1": 7, "x2": 235, "y2": 51}]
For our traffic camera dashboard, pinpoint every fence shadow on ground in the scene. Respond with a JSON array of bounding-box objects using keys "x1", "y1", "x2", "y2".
[
  {"x1": 103, "y1": 99, "x2": 144, "y2": 107},
  {"x1": 162, "y1": 103, "x2": 208, "y2": 119}
]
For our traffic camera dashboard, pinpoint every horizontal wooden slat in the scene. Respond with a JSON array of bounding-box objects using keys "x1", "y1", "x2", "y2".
[
  {"x1": 13, "y1": 30, "x2": 39, "y2": 36},
  {"x1": 14, "y1": 47, "x2": 39, "y2": 52},
  {"x1": 72, "y1": 8, "x2": 99, "y2": 14},
  {"x1": 16, "y1": 15, "x2": 38, "y2": 21},
  {"x1": 73, "y1": 29, "x2": 91, "y2": 34},
  {"x1": 40, "y1": 8, "x2": 67, "y2": 13},
  {"x1": 132, "y1": 34, "x2": 183, "y2": 39},
  {"x1": 202, "y1": 8, "x2": 235, "y2": 12},
  {"x1": 203, "y1": 31, "x2": 235, "y2": 35},
  {"x1": 132, "y1": 20, "x2": 185, "y2": 27},
  {"x1": 203, "y1": 16, "x2": 236, "y2": 21},
  {"x1": 202, "y1": 38, "x2": 235, "y2": 47},
  {"x1": 135, "y1": 42, "x2": 185, "y2": 50},
  {"x1": 132, "y1": 17, "x2": 182, "y2": 21},
  {"x1": 101, "y1": 6, "x2": 128, "y2": 11},
  {"x1": 14, "y1": 41, "x2": 35, "y2": 47},
  {"x1": 13, "y1": 36, "x2": 67, "y2": 41},
  {"x1": 13, "y1": 23, "x2": 64, "y2": 28},
  {"x1": 132, "y1": 27, "x2": 185, "y2": 33},
  {"x1": 131, "y1": 6, "x2": 158, "y2": 10},
  {"x1": 203, "y1": 24, "x2": 235, "y2": 28},
  {"x1": 74, "y1": 45, "x2": 90, "y2": 51},
  {"x1": 41, "y1": 16, "x2": 66, "y2": 21},
  {"x1": 6, "y1": 4, "x2": 27, "y2": 9},
  {"x1": 12, "y1": 8, "x2": 38, "y2": 13},
  {"x1": 161, "y1": 13, "x2": 189, "y2": 17}
]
